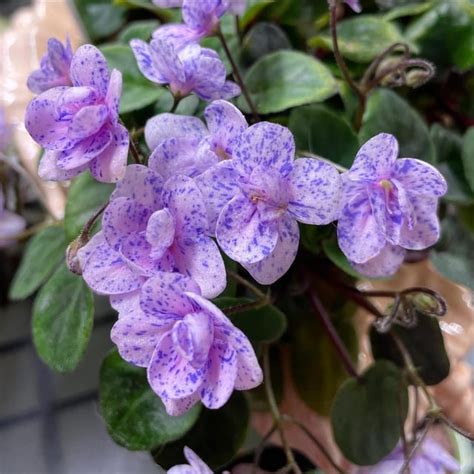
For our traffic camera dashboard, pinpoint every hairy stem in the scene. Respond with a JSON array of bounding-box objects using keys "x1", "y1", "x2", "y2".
[{"x1": 228, "y1": 270, "x2": 268, "y2": 300}]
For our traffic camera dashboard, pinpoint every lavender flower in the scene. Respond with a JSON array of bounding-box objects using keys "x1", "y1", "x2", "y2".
[
  {"x1": 0, "y1": 187, "x2": 26, "y2": 248},
  {"x1": 355, "y1": 437, "x2": 459, "y2": 473},
  {"x1": 0, "y1": 108, "x2": 11, "y2": 153},
  {"x1": 344, "y1": 0, "x2": 362, "y2": 13},
  {"x1": 146, "y1": 100, "x2": 247, "y2": 180},
  {"x1": 168, "y1": 447, "x2": 212, "y2": 474},
  {"x1": 27, "y1": 37, "x2": 73, "y2": 94},
  {"x1": 111, "y1": 272, "x2": 262, "y2": 415},
  {"x1": 130, "y1": 39, "x2": 240, "y2": 101},
  {"x1": 337, "y1": 133, "x2": 447, "y2": 278},
  {"x1": 78, "y1": 165, "x2": 226, "y2": 299},
  {"x1": 25, "y1": 44, "x2": 129, "y2": 183},
  {"x1": 196, "y1": 122, "x2": 342, "y2": 284}
]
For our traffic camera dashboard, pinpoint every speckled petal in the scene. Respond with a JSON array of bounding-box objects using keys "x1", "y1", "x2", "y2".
[
  {"x1": 172, "y1": 237, "x2": 226, "y2": 299},
  {"x1": 162, "y1": 174, "x2": 209, "y2": 237},
  {"x1": 348, "y1": 133, "x2": 399, "y2": 182},
  {"x1": 70, "y1": 44, "x2": 110, "y2": 95},
  {"x1": 152, "y1": 0, "x2": 183, "y2": 6},
  {"x1": 391, "y1": 158, "x2": 447, "y2": 197},
  {"x1": 140, "y1": 272, "x2": 201, "y2": 317},
  {"x1": 182, "y1": 0, "x2": 226, "y2": 32},
  {"x1": 243, "y1": 214, "x2": 299, "y2": 284},
  {"x1": 195, "y1": 160, "x2": 240, "y2": 232},
  {"x1": 148, "y1": 331, "x2": 207, "y2": 399},
  {"x1": 151, "y1": 38, "x2": 186, "y2": 85},
  {"x1": 130, "y1": 39, "x2": 167, "y2": 84},
  {"x1": 68, "y1": 104, "x2": 108, "y2": 140},
  {"x1": 111, "y1": 164, "x2": 163, "y2": 208},
  {"x1": 146, "y1": 208, "x2": 176, "y2": 259},
  {"x1": 352, "y1": 244, "x2": 406, "y2": 278},
  {"x1": 232, "y1": 122, "x2": 295, "y2": 177},
  {"x1": 287, "y1": 158, "x2": 341, "y2": 225},
  {"x1": 337, "y1": 195, "x2": 386, "y2": 264},
  {"x1": 420, "y1": 438, "x2": 460, "y2": 472},
  {"x1": 216, "y1": 193, "x2": 279, "y2": 264},
  {"x1": 89, "y1": 123, "x2": 129, "y2": 183},
  {"x1": 161, "y1": 391, "x2": 201, "y2": 417},
  {"x1": 152, "y1": 23, "x2": 201, "y2": 52},
  {"x1": 145, "y1": 113, "x2": 206, "y2": 151},
  {"x1": 183, "y1": 447, "x2": 213, "y2": 474},
  {"x1": 38, "y1": 150, "x2": 89, "y2": 181},
  {"x1": 110, "y1": 290, "x2": 140, "y2": 315},
  {"x1": 102, "y1": 197, "x2": 152, "y2": 251},
  {"x1": 120, "y1": 232, "x2": 165, "y2": 276},
  {"x1": 204, "y1": 99, "x2": 247, "y2": 156},
  {"x1": 106, "y1": 69, "x2": 122, "y2": 124},
  {"x1": 368, "y1": 186, "x2": 402, "y2": 245},
  {"x1": 398, "y1": 195, "x2": 440, "y2": 250}
]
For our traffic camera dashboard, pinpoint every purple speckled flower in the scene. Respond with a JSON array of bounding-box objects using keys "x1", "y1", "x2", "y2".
[
  {"x1": 0, "y1": 187, "x2": 26, "y2": 248},
  {"x1": 196, "y1": 122, "x2": 342, "y2": 284},
  {"x1": 337, "y1": 133, "x2": 447, "y2": 278},
  {"x1": 0, "y1": 108, "x2": 11, "y2": 153},
  {"x1": 355, "y1": 437, "x2": 459, "y2": 473},
  {"x1": 25, "y1": 44, "x2": 129, "y2": 183},
  {"x1": 130, "y1": 39, "x2": 240, "y2": 101},
  {"x1": 111, "y1": 272, "x2": 262, "y2": 416},
  {"x1": 152, "y1": 0, "x2": 246, "y2": 50},
  {"x1": 78, "y1": 165, "x2": 226, "y2": 299},
  {"x1": 146, "y1": 100, "x2": 247, "y2": 180},
  {"x1": 27, "y1": 37, "x2": 73, "y2": 94},
  {"x1": 168, "y1": 446, "x2": 213, "y2": 474}
]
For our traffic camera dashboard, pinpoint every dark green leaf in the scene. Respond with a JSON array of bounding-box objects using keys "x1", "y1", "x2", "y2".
[
  {"x1": 118, "y1": 20, "x2": 160, "y2": 43},
  {"x1": 9, "y1": 226, "x2": 67, "y2": 300},
  {"x1": 370, "y1": 311, "x2": 450, "y2": 385},
  {"x1": 360, "y1": 88, "x2": 435, "y2": 164},
  {"x1": 64, "y1": 172, "x2": 113, "y2": 241},
  {"x1": 239, "y1": 51, "x2": 337, "y2": 114},
  {"x1": 32, "y1": 263, "x2": 94, "y2": 372},
  {"x1": 331, "y1": 360, "x2": 408, "y2": 465},
  {"x1": 462, "y1": 127, "x2": 474, "y2": 192},
  {"x1": 214, "y1": 297, "x2": 287, "y2": 343},
  {"x1": 322, "y1": 238, "x2": 363, "y2": 279},
  {"x1": 73, "y1": 0, "x2": 126, "y2": 41},
  {"x1": 100, "y1": 350, "x2": 200, "y2": 451},
  {"x1": 153, "y1": 391, "x2": 250, "y2": 470},
  {"x1": 101, "y1": 43, "x2": 164, "y2": 113},
  {"x1": 312, "y1": 15, "x2": 408, "y2": 63},
  {"x1": 382, "y1": 1, "x2": 433, "y2": 21},
  {"x1": 241, "y1": 0, "x2": 274, "y2": 29},
  {"x1": 288, "y1": 104, "x2": 359, "y2": 168}
]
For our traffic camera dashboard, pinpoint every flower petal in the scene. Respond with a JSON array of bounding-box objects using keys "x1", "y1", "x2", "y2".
[
  {"x1": 287, "y1": 158, "x2": 341, "y2": 225},
  {"x1": 161, "y1": 391, "x2": 201, "y2": 417},
  {"x1": 38, "y1": 150, "x2": 88, "y2": 181},
  {"x1": 182, "y1": 0, "x2": 225, "y2": 32},
  {"x1": 184, "y1": 447, "x2": 213, "y2": 474},
  {"x1": 146, "y1": 208, "x2": 176, "y2": 259},
  {"x1": 70, "y1": 44, "x2": 110, "y2": 95},
  {"x1": 368, "y1": 186, "x2": 402, "y2": 246},
  {"x1": 106, "y1": 69, "x2": 122, "y2": 124},
  {"x1": 152, "y1": 23, "x2": 201, "y2": 52},
  {"x1": 68, "y1": 104, "x2": 108, "y2": 140},
  {"x1": 0, "y1": 210, "x2": 26, "y2": 247},
  {"x1": 353, "y1": 243, "x2": 406, "y2": 278},
  {"x1": 130, "y1": 39, "x2": 167, "y2": 84},
  {"x1": 348, "y1": 133, "x2": 399, "y2": 182},
  {"x1": 232, "y1": 122, "x2": 295, "y2": 177},
  {"x1": 243, "y1": 214, "x2": 299, "y2": 284},
  {"x1": 216, "y1": 193, "x2": 279, "y2": 264}
]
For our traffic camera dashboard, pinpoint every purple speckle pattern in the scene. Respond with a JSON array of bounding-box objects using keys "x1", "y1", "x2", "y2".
[
  {"x1": 111, "y1": 273, "x2": 262, "y2": 416},
  {"x1": 27, "y1": 37, "x2": 73, "y2": 94},
  {"x1": 337, "y1": 133, "x2": 447, "y2": 277},
  {"x1": 25, "y1": 43, "x2": 129, "y2": 183}
]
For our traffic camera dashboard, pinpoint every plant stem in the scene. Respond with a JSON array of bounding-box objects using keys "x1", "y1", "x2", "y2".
[
  {"x1": 170, "y1": 94, "x2": 182, "y2": 113},
  {"x1": 399, "y1": 417, "x2": 434, "y2": 474},
  {"x1": 228, "y1": 270, "x2": 268, "y2": 300},
  {"x1": 13, "y1": 219, "x2": 60, "y2": 241},
  {"x1": 253, "y1": 423, "x2": 278, "y2": 474},
  {"x1": 308, "y1": 289, "x2": 359, "y2": 378},
  {"x1": 129, "y1": 138, "x2": 144, "y2": 165},
  {"x1": 235, "y1": 15, "x2": 243, "y2": 44},
  {"x1": 216, "y1": 28, "x2": 259, "y2": 121}
]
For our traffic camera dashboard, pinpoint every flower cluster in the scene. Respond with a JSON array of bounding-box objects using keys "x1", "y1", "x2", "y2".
[{"x1": 25, "y1": 44, "x2": 129, "y2": 183}]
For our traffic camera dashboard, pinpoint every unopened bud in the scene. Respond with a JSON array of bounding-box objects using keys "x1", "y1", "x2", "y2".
[
  {"x1": 66, "y1": 234, "x2": 88, "y2": 275},
  {"x1": 405, "y1": 67, "x2": 433, "y2": 88},
  {"x1": 409, "y1": 290, "x2": 447, "y2": 317}
]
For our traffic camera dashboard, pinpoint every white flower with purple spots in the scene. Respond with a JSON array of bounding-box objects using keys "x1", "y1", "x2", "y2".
[
  {"x1": 355, "y1": 437, "x2": 459, "y2": 473},
  {"x1": 130, "y1": 39, "x2": 240, "y2": 102},
  {"x1": 111, "y1": 272, "x2": 262, "y2": 416},
  {"x1": 145, "y1": 100, "x2": 247, "y2": 180},
  {"x1": 78, "y1": 165, "x2": 226, "y2": 299},
  {"x1": 337, "y1": 133, "x2": 447, "y2": 278},
  {"x1": 27, "y1": 37, "x2": 73, "y2": 94},
  {"x1": 167, "y1": 446, "x2": 213, "y2": 474},
  {"x1": 25, "y1": 44, "x2": 129, "y2": 183},
  {"x1": 196, "y1": 122, "x2": 342, "y2": 284}
]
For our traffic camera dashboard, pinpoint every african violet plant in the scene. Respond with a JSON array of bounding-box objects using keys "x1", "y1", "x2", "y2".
[{"x1": 4, "y1": 0, "x2": 474, "y2": 471}]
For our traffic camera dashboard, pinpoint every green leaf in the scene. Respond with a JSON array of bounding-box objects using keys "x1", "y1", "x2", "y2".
[
  {"x1": 322, "y1": 238, "x2": 363, "y2": 279},
  {"x1": 382, "y1": 1, "x2": 433, "y2": 21},
  {"x1": 64, "y1": 172, "x2": 113, "y2": 241},
  {"x1": 241, "y1": 0, "x2": 275, "y2": 29},
  {"x1": 370, "y1": 311, "x2": 450, "y2": 386},
  {"x1": 99, "y1": 350, "x2": 200, "y2": 451},
  {"x1": 214, "y1": 297, "x2": 287, "y2": 343},
  {"x1": 118, "y1": 20, "x2": 160, "y2": 43},
  {"x1": 311, "y1": 15, "x2": 409, "y2": 63},
  {"x1": 101, "y1": 43, "x2": 164, "y2": 113},
  {"x1": 290, "y1": 298, "x2": 358, "y2": 416},
  {"x1": 360, "y1": 88, "x2": 435, "y2": 164},
  {"x1": 9, "y1": 226, "x2": 67, "y2": 300},
  {"x1": 406, "y1": 0, "x2": 474, "y2": 71},
  {"x1": 331, "y1": 360, "x2": 408, "y2": 465},
  {"x1": 153, "y1": 391, "x2": 250, "y2": 470},
  {"x1": 288, "y1": 104, "x2": 358, "y2": 168},
  {"x1": 32, "y1": 263, "x2": 94, "y2": 373},
  {"x1": 239, "y1": 50, "x2": 337, "y2": 114},
  {"x1": 73, "y1": 0, "x2": 126, "y2": 41},
  {"x1": 462, "y1": 127, "x2": 474, "y2": 192}
]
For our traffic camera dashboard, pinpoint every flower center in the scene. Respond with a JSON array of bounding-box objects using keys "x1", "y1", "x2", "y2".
[{"x1": 379, "y1": 179, "x2": 393, "y2": 191}]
